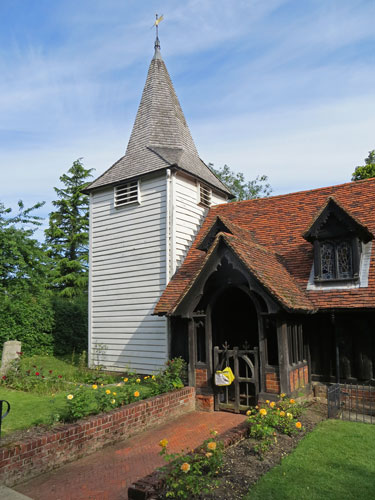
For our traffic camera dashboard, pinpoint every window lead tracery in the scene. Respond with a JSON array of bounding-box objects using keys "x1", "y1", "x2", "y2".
[
  {"x1": 320, "y1": 242, "x2": 335, "y2": 280},
  {"x1": 318, "y1": 240, "x2": 354, "y2": 281},
  {"x1": 337, "y1": 241, "x2": 353, "y2": 279}
]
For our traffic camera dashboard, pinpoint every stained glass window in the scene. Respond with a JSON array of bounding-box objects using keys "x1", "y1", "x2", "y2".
[
  {"x1": 337, "y1": 241, "x2": 353, "y2": 279},
  {"x1": 318, "y1": 240, "x2": 354, "y2": 280},
  {"x1": 320, "y1": 242, "x2": 335, "y2": 280}
]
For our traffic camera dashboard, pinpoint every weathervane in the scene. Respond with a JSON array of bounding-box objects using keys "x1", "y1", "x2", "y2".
[{"x1": 153, "y1": 14, "x2": 164, "y2": 50}]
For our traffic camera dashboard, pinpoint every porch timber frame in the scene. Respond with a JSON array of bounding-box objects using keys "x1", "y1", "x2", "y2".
[{"x1": 171, "y1": 240, "x2": 311, "y2": 402}]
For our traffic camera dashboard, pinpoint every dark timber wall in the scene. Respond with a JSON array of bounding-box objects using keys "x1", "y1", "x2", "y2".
[{"x1": 306, "y1": 312, "x2": 375, "y2": 383}]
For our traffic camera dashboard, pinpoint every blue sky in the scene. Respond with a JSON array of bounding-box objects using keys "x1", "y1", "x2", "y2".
[{"x1": 1, "y1": 0, "x2": 375, "y2": 238}]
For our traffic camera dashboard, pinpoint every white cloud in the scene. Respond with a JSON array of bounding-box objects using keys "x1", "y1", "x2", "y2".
[{"x1": 1, "y1": 0, "x2": 375, "y2": 237}]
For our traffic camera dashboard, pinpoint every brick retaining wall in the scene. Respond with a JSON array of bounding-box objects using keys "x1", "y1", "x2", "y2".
[{"x1": 0, "y1": 387, "x2": 195, "y2": 487}]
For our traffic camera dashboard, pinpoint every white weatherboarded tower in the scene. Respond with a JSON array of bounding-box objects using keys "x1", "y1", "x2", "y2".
[{"x1": 86, "y1": 35, "x2": 231, "y2": 373}]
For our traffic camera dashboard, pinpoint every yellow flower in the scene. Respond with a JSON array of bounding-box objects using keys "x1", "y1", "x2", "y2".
[
  {"x1": 266, "y1": 400, "x2": 270, "y2": 404},
  {"x1": 246, "y1": 410, "x2": 252, "y2": 416},
  {"x1": 159, "y1": 439, "x2": 168, "y2": 448},
  {"x1": 255, "y1": 405, "x2": 259, "y2": 409},
  {"x1": 134, "y1": 391, "x2": 140, "y2": 397},
  {"x1": 296, "y1": 421, "x2": 302, "y2": 429},
  {"x1": 111, "y1": 399, "x2": 116, "y2": 404},
  {"x1": 290, "y1": 399, "x2": 295, "y2": 404},
  {"x1": 67, "y1": 394, "x2": 74, "y2": 400},
  {"x1": 112, "y1": 392, "x2": 117, "y2": 396},
  {"x1": 280, "y1": 393, "x2": 286, "y2": 398},
  {"x1": 280, "y1": 411, "x2": 286, "y2": 417},
  {"x1": 100, "y1": 383, "x2": 104, "y2": 387},
  {"x1": 123, "y1": 378, "x2": 128, "y2": 382},
  {"x1": 144, "y1": 376, "x2": 148, "y2": 379},
  {"x1": 287, "y1": 412, "x2": 293, "y2": 419},
  {"x1": 270, "y1": 401, "x2": 276, "y2": 408},
  {"x1": 206, "y1": 452, "x2": 213, "y2": 458},
  {"x1": 259, "y1": 408, "x2": 267, "y2": 416},
  {"x1": 207, "y1": 441, "x2": 217, "y2": 451},
  {"x1": 106, "y1": 389, "x2": 111, "y2": 394},
  {"x1": 152, "y1": 375, "x2": 156, "y2": 380},
  {"x1": 92, "y1": 384, "x2": 98, "y2": 390},
  {"x1": 116, "y1": 383, "x2": 121, "y2": 386},
  {"x1": 181, "y1": 462, "x2": 190, "y2": 473},
  {"x1": 136, "y1": 378, "x2": 141, "y2": 383}
]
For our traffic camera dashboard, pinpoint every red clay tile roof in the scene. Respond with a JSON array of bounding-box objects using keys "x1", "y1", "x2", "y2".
[{"x1": 155, "y1": 178, "x2": 375, "y2": 315}]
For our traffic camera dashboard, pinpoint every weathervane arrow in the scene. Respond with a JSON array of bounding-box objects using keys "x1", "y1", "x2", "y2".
[{"x1": 153, "y1": 14, "x2": 164, "y2": 50}]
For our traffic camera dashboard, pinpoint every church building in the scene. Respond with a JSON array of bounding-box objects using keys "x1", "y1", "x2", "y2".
[{"x1": 85, "y1": 34, "x2": 375, "y2": 411}]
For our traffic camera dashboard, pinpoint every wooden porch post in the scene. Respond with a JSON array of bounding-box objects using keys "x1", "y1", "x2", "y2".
[
  {"x1": 206, "y1": 307, "x2": 213, "y2": 380},
  {"x1": 258, "y1": 315, "x2": 267, "y2": 394},
  {"x1": 188, "y1": 318, "x2": 196, "y2": 387},
  {"x1": 277, "y1": 318, "x2": 290, "y2": 394},
  {"x1": 331, "y1": 311, "x2": 340, "y2": 384}
]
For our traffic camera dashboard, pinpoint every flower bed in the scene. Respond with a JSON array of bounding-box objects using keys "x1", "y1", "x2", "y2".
[
  {"x1": 0, "y1": 356, "x2": 187, "y2": 433},
  {"x1": 0, "y1": 387, "x2": 195, "y2": 487}
]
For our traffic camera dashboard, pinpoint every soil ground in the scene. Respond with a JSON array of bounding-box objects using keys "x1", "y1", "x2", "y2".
[{"x1": 198, "y1": 401, "x2": 327, "y2": 500}]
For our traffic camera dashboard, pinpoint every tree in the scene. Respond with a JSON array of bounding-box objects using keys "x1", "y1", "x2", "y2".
[
  {"x1": 351, "y1": 150, "x2": 375, "y2": 181},
  {"x1": 209, "y1": 164, "x2": 272, "y2": 201},
  {"x1": 0, "y1": 201, "x2": 54, "y2": 354},
  {"x1": 45, "y1": 159, "x2": 93, "y2": 297}
]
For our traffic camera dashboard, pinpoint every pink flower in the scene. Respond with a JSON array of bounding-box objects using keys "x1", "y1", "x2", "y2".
[{"x1": 35, "y1": 372, "x2": 40, "y2": 376}]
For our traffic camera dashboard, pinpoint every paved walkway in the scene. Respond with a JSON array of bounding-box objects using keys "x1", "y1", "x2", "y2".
[{"x1": 15, "y1": 411, "x2": 246, "y2": 500}]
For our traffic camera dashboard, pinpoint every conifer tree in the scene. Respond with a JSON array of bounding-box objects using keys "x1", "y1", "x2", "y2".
[{"x1": 45, "y1": 159, "x2": 93, "y2": 296}]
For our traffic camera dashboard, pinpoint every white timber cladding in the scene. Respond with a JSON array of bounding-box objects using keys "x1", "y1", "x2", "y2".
[
  {"x1": 90, "y1": 172, "x2": 168, "y2": 373},
  {"x1": 173, "y1": 172, "x2": 227, "y2": 271}
]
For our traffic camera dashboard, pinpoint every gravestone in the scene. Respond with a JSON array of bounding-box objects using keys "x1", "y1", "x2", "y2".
[{"x1": 0, "y1": 341, "x2": 21, "y2": 376}]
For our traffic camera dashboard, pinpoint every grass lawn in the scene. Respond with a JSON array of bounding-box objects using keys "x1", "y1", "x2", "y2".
[
  {"x1": 0, "y1": 388, "x2": 67, "y2": 436},
  {"x1": 247, "y1": 419, "x2": 375, "y2": 500}
]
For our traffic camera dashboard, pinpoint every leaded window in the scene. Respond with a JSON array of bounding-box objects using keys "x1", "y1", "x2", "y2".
[
  {"x1": 318, "y1": 240, "x2": 354, "y2": 281},
  {"x1": 321, "y1": 242, "x2": 335, "y2": 280},
  {"x1": 337, "y1": 241, "x2": 353, "y2": 279}
]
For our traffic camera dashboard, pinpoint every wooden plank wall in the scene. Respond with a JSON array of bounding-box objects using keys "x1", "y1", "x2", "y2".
[
  {"x1": 89, "y1": 173, "x2": 168, "y2": 373},
  {"x1": 174, "y1": 173, "x2": 227, "y2": 270}
]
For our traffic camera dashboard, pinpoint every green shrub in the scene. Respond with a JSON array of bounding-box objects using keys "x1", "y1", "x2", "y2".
[
  {"x1": 62, "y1": 357, "x2": 187, "y2": 422},
  {"x1": 151, "y1": 357, "x2": 186, "y2": 394},
  {"x1": 246, "y1": 396, "x2": 305, "y2": 459},
  {"x1": 0, "y1": 289, "x2": 54, "y2": 355},
  {"x1": 64, "y1": 382, "x2": 146, "y2": 421},
  {"x1": 159, "y1": 430, "x2": 224, "y2": 499},
  {"x1": 51, "y1": 294, "x2": 88, "y2": 355}
]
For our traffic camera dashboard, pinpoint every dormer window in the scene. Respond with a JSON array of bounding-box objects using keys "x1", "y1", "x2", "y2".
[
  {"x1": 303, "y1": 197, "x2": 373, "y2": 284},
  {"x1": 114, "y1": 180, "x2": 139, "y2": 207},
  {"x1": 199, "y1": 183, "x2": 212, "y2": 208}
]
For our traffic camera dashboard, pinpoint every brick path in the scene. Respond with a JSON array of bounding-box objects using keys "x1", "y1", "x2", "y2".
[{"x1": 15, "y1": 411, "x2": 246, "y2": 500}]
